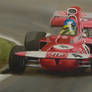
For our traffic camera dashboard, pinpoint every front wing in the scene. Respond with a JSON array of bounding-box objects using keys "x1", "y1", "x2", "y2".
[{"x1": 15, "y1": 51, "x2": 90, "y2": 59}]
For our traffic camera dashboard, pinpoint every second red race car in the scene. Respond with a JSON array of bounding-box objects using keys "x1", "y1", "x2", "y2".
[{"x1": 9, "y1": 6, "x2": 92, "y2": 73}]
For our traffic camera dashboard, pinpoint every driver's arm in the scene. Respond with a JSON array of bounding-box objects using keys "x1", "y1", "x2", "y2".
[
  {"x1": 60, "y1": 28, "x2": 68, "y2": 35},
  {"x1": 60, "y1": 29, "x2": 65, "y2": 35}
]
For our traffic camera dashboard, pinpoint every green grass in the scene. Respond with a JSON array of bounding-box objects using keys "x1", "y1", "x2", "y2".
[{"x1": 0, "y1": 38, "x2": 15, "y2": 68}]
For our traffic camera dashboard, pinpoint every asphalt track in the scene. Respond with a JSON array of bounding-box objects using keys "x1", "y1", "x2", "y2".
[{"x1": 0, "y1": 0, "x2": 92, "y2": 92}]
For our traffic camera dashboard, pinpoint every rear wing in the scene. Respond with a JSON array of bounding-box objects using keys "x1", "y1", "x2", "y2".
[
  {"x1": 82, "y1": 13, "x2": 92, "y2": 28},
  {"x1": 50, "y1": 11, "x2": 92, "y2": 28},
  {"x1": 82, "y1": 19, "x2": 92, "y2": 28}
]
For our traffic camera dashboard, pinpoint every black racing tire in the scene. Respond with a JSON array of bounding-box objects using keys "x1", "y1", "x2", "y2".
[
  {"x1": 24, "y1": 31, "x2": 46, "y2": 51},
  {"x1": 9, "y1": 45, "x2": 26, "y2": 74}
]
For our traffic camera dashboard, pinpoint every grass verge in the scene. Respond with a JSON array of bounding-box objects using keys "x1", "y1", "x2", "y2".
[{"x1": 0, "y1": 38, "x2": 15, "y2": 68}]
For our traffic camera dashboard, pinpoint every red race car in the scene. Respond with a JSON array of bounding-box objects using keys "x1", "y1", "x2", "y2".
[{"x1": 9, "y1": 6, "x2": 92, "y2": 73}]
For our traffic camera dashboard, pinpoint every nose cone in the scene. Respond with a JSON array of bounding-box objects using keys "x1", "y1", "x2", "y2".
[{"x1": 40, "y1": 59, "x2": 78, "y2": 72}]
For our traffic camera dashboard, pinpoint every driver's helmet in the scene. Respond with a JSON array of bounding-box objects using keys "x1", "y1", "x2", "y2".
[
  {"x1": 60, "y1": 19, "x2": 77, "y2": 36},
  {"x1": 64, "y1": 19, "x2": 76, "y2": 30}
]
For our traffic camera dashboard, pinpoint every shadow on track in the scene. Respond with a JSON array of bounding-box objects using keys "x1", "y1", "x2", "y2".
[
  {"x1": 2, "y1": 67, "x2": 92, "y2": 78},
  {"x1": 21, "y1": 68, "x2": 92, "y2": 78}
]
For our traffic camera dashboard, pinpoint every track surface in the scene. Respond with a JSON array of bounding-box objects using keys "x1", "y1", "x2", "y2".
[{"x1": 0, "y1": 0, "x2": 92, "y2": 92}]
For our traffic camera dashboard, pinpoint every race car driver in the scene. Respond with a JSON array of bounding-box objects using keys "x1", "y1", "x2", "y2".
[{"x1": 60, "y1": 19, "x2": 77, "y2": 36}]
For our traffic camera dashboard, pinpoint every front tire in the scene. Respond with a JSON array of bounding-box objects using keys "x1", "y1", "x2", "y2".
[
  {"x1": 9, "y1": 45, "x2": 26, "y2": 74},
  {"x1": 24, "y1": 31, "x2": 46, "y2": 51}
]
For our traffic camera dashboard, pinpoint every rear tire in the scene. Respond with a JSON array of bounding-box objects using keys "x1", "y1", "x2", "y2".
[
  {"x1": 24, "y1": 31, "x2": 46, "y2": 51},
  {"x1": 9, "y1": 45, "x2": 26, "y2": 74}
]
